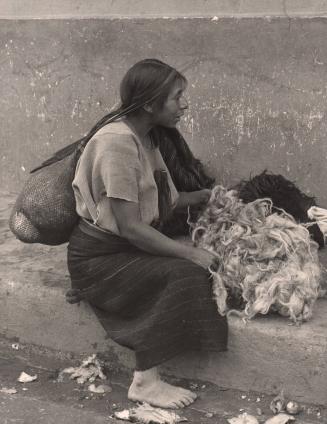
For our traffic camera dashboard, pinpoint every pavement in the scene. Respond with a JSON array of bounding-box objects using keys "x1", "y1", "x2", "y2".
[
  {"x1": 0, "y1": 336, "x2": 325, "y2": 424},
  {"x1": 1, "y1": 190, "x2": 327, "y2": 421}
]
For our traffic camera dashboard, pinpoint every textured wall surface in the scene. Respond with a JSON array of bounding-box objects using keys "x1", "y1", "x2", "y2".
[{"x1": 1, "y1": 18, "x2": 327, "y2": 205}]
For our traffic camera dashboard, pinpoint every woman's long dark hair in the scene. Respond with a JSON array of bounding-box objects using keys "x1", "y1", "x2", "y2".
[{"x1": 32, "y1": 59, "x2": 187, "y2": 173}]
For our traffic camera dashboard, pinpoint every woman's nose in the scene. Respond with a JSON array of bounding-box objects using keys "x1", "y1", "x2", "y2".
[{"x1": 180, "y1": 96, "x2": 188, "y2": 110}]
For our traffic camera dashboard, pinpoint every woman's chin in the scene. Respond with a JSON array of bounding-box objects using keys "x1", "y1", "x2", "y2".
[{"x1": 159, "y1": 122, "x2": 178, "y2": 129}]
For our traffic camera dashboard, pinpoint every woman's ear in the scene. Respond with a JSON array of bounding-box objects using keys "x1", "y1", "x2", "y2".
[{"x1": 143, "y1": 104, "x2": 153, "y2": 114}]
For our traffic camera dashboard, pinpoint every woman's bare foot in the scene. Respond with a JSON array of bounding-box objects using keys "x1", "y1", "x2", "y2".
[{"x1": 128, "y1": 368, "x2": 197, "y2": 409}]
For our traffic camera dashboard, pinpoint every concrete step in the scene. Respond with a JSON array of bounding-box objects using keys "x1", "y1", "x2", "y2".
[{"x1": 1, "y1": 191, "x2": 327, "y2": 406}]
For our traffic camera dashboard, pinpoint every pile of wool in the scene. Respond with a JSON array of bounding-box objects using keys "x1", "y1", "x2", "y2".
[{"x1": 191, "y1": 186, "x2": 322, "y2": 323}]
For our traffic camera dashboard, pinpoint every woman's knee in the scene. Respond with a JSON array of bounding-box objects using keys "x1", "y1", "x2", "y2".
[{"x1": 163, "y1": 258, "x2": 208, "y2": 280}]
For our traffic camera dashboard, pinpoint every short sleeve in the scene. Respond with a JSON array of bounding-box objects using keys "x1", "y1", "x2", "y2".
[{"x1": 93, "y1": 134, "x2": 141, "y2": 203}]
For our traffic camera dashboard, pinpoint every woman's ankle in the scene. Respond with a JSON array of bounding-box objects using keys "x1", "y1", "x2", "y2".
[{"x1": 132, "y1": 367, "x2": 159, "y2": 386}]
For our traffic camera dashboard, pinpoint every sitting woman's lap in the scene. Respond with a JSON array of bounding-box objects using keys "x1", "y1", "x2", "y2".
[{"x1": 67, "y1": 224, "x2": 228, "y2": 370}]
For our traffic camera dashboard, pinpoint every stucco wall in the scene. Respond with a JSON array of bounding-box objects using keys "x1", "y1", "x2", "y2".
[{"x1": 1, "y1": 18, "x2": 327, "y2": 205}]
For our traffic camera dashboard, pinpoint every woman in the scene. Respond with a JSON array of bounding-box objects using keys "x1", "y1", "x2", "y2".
[{"x1": 67, "y1": 59, "x2": 228, "y2": 409}]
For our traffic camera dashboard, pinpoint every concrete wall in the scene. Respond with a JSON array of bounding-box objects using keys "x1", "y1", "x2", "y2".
[{"x1": 1, "y1": 14, "x2": 327, "y2": 205}]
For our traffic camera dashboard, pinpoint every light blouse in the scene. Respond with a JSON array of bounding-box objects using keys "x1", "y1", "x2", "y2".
[{"x1": 72, "y1": 120, "x2": 179, "y2": 235}]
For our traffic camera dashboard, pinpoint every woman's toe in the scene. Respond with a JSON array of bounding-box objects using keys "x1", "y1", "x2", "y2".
[
  {"x1": 180, "y1": 396, "x2": 193, "y2": 406},
  {"x1": 178, "y1": 387, "x2": 197, "y2": 399},
  {"x1": 169, "y1": 401, "x2": 183, "y2": 409},
  {"x1": 188, "y1": 390, "x2": 197, "y2": 400}
]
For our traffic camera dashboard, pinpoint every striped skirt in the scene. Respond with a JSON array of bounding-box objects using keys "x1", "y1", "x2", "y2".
[{"x1": 67, "y1": 220, "x2": 228, "y2": 370}]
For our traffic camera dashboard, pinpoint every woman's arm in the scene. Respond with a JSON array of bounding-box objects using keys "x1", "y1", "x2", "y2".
[{"x1": 109, "y1": 197, "x2": 217, "y2": 270}]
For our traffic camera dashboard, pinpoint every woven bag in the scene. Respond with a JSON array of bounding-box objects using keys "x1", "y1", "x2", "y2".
[{"x1": 9, "y1": 148, "x2": 81, "y2": 245}]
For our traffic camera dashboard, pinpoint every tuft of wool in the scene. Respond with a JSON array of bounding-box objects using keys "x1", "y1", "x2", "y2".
[{"x1": 191, "y1": 186, "x2": 322, "y2": 323}]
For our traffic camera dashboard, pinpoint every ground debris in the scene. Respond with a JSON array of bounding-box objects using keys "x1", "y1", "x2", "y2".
[
  {"x1": 306, "y1": 406, "x2": 321, "y2": 415},
  {"x1": 264, "y1": 413, "x2": 295, "y2": 424},
  {"x1": 285, "y1": 401, "x2": 300, "y2": 415},
  {"x1": 270, "y1": 390, "x2": 286, "y2": 414},
  {"x1": 204, "y1": 412, "x2": 214, "y2": 418},
  {"x1": 189, "y1": 382, "x2": 199, "y2": 390},
  {"x1": 58, "y1": 354, "x2": 106, "y2": 384},
  {"x1": 88, "y1": 383, "x2": 112, "y2": 394},
  {"x1": 0, "y1": 387, "x2": 17, "y2": 394},
  {"x1": 114, "y1": 403, "x2": 187, "y2": 424},
  {"x1": 228, "y1": 412, "x2": 259, "y2": 424},
  {"x1": 115, "y1": 409, "x2": 130, "y2": 421},
  {"x1": 17, "y1": 371, "x2": 38, "y2": 383}
]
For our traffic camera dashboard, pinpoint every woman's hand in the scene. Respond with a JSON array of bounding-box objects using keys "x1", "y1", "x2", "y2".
[
  {"x1": 176, "y1": 189, "x2": 212, "y2": 209},
  {"x1": 188, "y1": 247, "x2": 220, "y2": 270},
  {"x1": 190, "y1": 189, "x2": 211, "y2": 205}
]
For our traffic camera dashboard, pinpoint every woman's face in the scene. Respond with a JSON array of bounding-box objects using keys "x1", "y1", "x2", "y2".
[{"x1": 151, "y1": 80, "x2": 188, "y2": 128}]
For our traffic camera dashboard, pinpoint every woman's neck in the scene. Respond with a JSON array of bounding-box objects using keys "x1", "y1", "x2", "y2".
[{"x1": 124, "y1": 114, "x2": 154, "y2": 143}]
